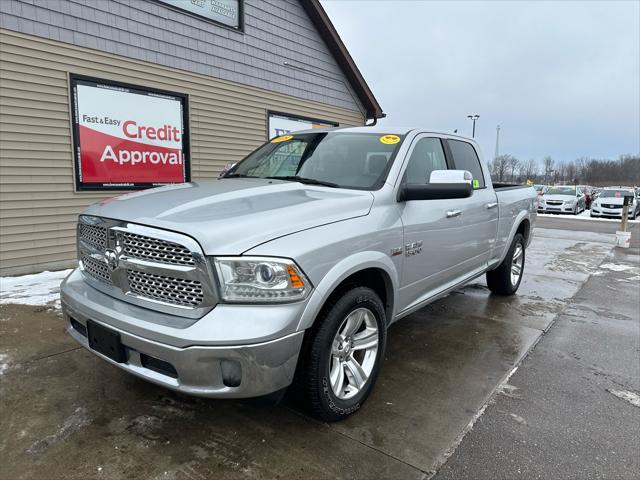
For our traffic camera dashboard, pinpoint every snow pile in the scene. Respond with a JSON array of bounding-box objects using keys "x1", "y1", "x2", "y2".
[
  {"x1": 0, "y1": 269, "x2": 72, "y2": 310},
  {"x1": 538, "y1": 210, "x2": 639, "y2": 223}
]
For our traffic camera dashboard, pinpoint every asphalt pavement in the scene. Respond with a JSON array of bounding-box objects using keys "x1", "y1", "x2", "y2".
[
  {"x1": 435, "y1": 216, "x2": 640, "y2": 480},
  {"x1": 1, "y1": 214, "x2": 638, "y2": 479}
]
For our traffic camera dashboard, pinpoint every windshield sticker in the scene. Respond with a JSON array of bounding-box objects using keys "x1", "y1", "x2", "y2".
[
  {"x1": 615, "y1": 192, "x2": 621, "y2": 197},
  {"x1": 472, "y1": 179, "x2": 480, "y2": 189},
  {"x1": 379, "y1": 134, "x2": 400, "y2": 145},
  {"x1": 271, "y1": 135, "x2": 293, "y2": 143}
]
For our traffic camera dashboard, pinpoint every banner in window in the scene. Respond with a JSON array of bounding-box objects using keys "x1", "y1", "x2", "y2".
[
  {"x1": 70, "y1": 75, "x2": 190, "y2": 191},
  {"x1": 157, "y1": 0, "x2": 242, "y2": 29},
  {"x1": 268, "y1": 112, "x2": 338, "y2": 140}
]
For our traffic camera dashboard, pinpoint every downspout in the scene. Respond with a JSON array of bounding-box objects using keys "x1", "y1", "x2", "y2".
[{"x1": 365, "y1": 112, "x2": 386, "y2": 127}]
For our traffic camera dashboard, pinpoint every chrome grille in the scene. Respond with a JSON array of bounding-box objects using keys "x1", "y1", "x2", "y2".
[
  {"x1": 79, "y1": 223, "x2": 107, "y2": 249},
  {"x1": 81, "y1": 254, "x2": 112, "y2": 285},
  {"x1": 127, "y1": 270, "x2": 204, "y2": 307},
  {"x1": 602, "y1": 204, "x2": 622, "y2": 209},
  {"x1": 546, "y1": 200, "x2": 563, "y2": 205},
  {"x1": 77, "y1": 215, "x2": 216, "y2": 318},
  {"x1": 120, "y1": 232, "x2": 195, "y2": 266}
]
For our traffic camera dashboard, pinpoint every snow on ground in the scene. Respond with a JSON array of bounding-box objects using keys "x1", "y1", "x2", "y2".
[
  {"x1": 538, "y1": 209, "x2": 639, "y2": 224},
  {"x1": 0, "y1": 269, "x2": 72, "y2": 310}
]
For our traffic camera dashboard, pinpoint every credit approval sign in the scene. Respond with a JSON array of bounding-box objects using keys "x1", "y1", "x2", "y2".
[{"x1": 70, "y1": 75, "x2": 190, "y2": 191}]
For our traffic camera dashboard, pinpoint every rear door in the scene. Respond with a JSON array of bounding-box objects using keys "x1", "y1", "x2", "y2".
[
  {"x1": 396, "y1": 135, "x2": 470, "y2": 311},
  {"x1": 445, "y1": 139, "x2": 499, "y2": 271}
]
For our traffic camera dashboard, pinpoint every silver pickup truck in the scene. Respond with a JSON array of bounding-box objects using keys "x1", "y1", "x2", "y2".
[{"x1": 62, "y1": 126, "x2": 536, "y2": 421}]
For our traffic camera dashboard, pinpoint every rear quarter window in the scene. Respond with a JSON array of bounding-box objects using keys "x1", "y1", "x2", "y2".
[{"x1": 447, "y1": 140, "x2": 485, "y2": 188}]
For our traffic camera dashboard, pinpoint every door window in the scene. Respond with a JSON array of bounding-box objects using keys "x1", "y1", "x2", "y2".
[
  {"x1": 448, "y1": 140, "x2": 485, "y2": 188},
  {"x1": 404, "y1": 138, "x2": 448, "y2": 184}
]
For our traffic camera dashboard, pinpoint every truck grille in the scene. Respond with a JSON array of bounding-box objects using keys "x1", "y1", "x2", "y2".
[
  {"x1": 81, "y1": 253, "x2": 113, "y2": 285},
  {"x1": 79, "y1": 223, "x2": 107, "y2": 249},
  {"x1": 127, "y1": 270, "x2": 204, "y2": 307},
  {"x1": 120, "y1": 232, "x2": 195, "y2": 266},
  {"x1": 77, "y1": 216, "x2": 216, "y2": 318}
]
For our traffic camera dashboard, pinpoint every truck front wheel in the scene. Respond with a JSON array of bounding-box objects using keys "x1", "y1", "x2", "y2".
[
  {"x1": 300, "y1": 287, "x2": 387, "y2": 422},
  {"x1": 486, "y1": 233, "x2": 526, "y2": 296}
]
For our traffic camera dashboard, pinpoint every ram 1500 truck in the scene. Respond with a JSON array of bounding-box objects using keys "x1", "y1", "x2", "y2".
[{"x1": 61, "y1": 127, "x2": 536, "y2": 421}]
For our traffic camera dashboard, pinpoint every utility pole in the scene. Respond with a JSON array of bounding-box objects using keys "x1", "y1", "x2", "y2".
[
  {"x1": 467, "y1": 114, "x2": 480, "y2": 138},
  {"x1": 494, "y1": 124, "x2": 501, "y2": 161}
]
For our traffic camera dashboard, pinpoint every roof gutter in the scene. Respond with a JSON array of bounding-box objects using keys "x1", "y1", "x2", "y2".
[{"x1": 301, "y1": 0, "x2": 385, "y2": 121}]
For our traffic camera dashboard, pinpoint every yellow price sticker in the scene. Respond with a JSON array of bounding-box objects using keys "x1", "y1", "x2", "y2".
[
  {"x1": 271, "y1": 135, "x2": 293, "y2": 143},
  {"x1": 379, "y1": 134, "x2": 401, "y2": 145}
]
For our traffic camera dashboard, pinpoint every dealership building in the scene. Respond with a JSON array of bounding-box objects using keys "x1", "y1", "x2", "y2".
[{"x1": 0, "y1": 0, "x2": 383, "y2": 275}]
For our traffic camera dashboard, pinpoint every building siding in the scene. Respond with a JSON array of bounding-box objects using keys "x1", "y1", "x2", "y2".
[
  {"x1": 0, "y1": 29, "x2": 365, "y2": 275},
  {"x1": 0, "y1": 0, "x2": 365, "y2": 115}
]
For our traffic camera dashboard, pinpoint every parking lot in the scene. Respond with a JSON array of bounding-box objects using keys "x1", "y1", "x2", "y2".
[{"x1": 1, "y1": 217, "x2": 638, "y2": 480}]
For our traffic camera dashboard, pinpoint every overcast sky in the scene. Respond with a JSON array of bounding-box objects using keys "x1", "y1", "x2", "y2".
[{"x1": 321, "y1": 0, "x2": 640, "y2": 163}]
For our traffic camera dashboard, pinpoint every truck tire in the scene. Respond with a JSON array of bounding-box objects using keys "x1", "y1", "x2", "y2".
[
  {"x1": 299, "y1": 287, "x2": 387, "y2": 422},
  {"x1": 486, "y1": 233, "x2": 525, "y2": 296}
]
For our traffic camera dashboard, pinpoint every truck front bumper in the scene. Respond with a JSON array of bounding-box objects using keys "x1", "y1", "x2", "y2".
[{"x1": 61, "y1": 269, "x2": 305, "y2": 399}]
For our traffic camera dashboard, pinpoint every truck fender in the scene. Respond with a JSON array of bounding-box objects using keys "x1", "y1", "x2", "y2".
[
  {"x1": 296, "y1": 251, "x2": 400, "y2": 332},
  {"x1": 495, "y1": 211, "x2": 532, "y2": 266}
]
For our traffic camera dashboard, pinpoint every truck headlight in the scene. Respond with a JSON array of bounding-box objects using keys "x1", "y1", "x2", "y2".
[{"x1": 212, "y1": 256, "x2": 311, "y2": 303}]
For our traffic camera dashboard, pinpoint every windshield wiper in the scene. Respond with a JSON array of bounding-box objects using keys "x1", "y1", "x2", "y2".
[{"x1": 264, "y1": 176, "x2": 339, "y2": 188}]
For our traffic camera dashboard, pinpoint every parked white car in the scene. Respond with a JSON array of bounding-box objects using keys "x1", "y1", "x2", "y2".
[
  {"x1": 538, "y1": 185, "x2": 586, "y2": 215},
  {"x1": 591, "y1": 188, "x2": 639, "y2": 219}
]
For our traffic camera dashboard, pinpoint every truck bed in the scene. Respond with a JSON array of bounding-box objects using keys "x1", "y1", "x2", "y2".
[{"x1": 493, "y1": 183, "x2": 530, "y2": 191}]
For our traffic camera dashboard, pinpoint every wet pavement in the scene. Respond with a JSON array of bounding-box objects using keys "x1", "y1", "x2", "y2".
[
  {"x1": 435, "y1": 246, "x2": 640, "y2": 480},
  {"x1": 0, "y1": 221, "x2": 630, "y2": 479}
]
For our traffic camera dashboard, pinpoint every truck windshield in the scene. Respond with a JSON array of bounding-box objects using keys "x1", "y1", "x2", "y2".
[
  {"x1": 224, "y1": 132, "x2": 405, "y2": 190},
  {"x1": 546, "y1": 186, "x2": 576, "y2": 195}
]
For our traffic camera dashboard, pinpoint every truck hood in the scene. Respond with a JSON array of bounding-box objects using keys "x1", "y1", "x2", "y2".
[
  {"x1": 83, "y1": 178, "x2": 374, "y2": 254},
  {"x1": 543, "y1": 194, "x2": 577, "y2": 202}
]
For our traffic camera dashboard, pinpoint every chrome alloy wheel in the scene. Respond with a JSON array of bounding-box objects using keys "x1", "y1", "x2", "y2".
[
  {"x1": 511, "y1": 243, "x2": 524, "y2": 286},
  {"x1": 329, "y1": 307, "x2": 379, "y2": 400}
]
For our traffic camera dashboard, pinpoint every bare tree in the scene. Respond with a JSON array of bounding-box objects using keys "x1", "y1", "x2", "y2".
[
  {"x1": 490, "y1": 155, "x2": 510, "y2": 182},
  {"x1": 507, "y1": 156, "x2": 520, "y2": 182},
  {"x1": 520, "y1": 158, "x2": 539, "y2": 181}
]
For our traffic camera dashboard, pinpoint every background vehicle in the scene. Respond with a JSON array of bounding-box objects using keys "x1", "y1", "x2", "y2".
[
  {"x1": 591, "y1": 187, "x2": 639, "y2": 219},
  {"x1": 61, "y1": 127, "x2": 536, "y2": 421},
  {"x1": 538, "y1": 185, "x2": 585, "y2": 214},
  {"x1": 578, "y1": 185, "x2": 593, "y2": 209},
  {"x1": 534, "y1": 184, "x2": 547, "y2": 212}
]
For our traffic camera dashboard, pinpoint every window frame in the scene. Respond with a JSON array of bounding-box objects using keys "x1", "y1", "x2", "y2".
[
  {"x1": 397, "y1": 134, "x2": 452, "y2": 187},
  {"x1": 444, "y1": 139, "x2": 487, "y2": 190}
]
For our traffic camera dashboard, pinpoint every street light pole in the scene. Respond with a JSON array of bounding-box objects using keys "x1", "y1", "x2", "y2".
[{"x1": 467, "y1": 114, "x2": 480, "y2": 138}]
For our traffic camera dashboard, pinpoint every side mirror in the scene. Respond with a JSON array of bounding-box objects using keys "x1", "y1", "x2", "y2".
[{"x1": 398, "y1": 170, "x2": 473, "y2": 201}]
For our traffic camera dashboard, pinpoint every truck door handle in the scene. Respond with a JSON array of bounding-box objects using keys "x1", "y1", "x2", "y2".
[
  {"x1": 486, "y1": 202, "x2": 498, "y2": 209},
  {"x1": 446, "y1": 209, "x2": 462, "y2": 218}
]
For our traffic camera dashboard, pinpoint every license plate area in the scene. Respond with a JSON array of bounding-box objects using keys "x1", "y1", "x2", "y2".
[{"x1": 87, "y1": 320, "x2": 127, "y2": 363}]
